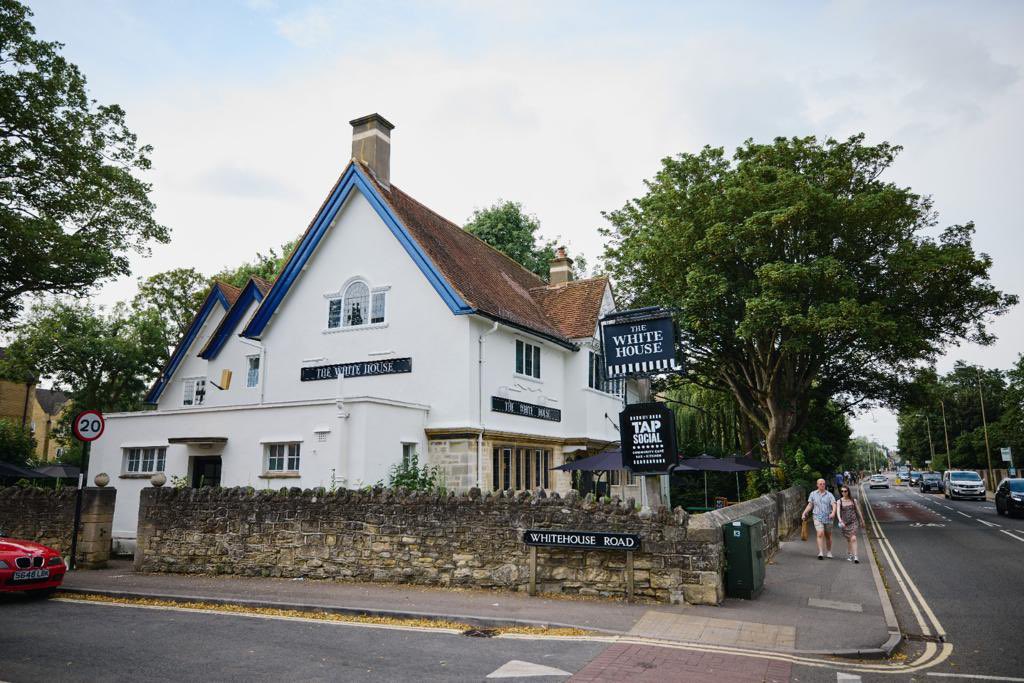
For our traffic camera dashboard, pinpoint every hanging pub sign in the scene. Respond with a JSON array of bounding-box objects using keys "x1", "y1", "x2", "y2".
[
  {"x1": 301, "y1": 357, "x2": 412, "y2": 382},
  {"x1": 600, "y1": 308, "x2": 681, "y2": 378},
  {"x1": 619, "y1": 402, "x2": 678, "y2": 474}
]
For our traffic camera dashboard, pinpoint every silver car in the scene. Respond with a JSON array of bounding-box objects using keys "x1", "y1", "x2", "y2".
[
  {"x1": 869, "y1": 474, "x2": 889, "y2": 489},
  {"x1": 943, "y1": 470, "x2": 986, "y2": 500}
]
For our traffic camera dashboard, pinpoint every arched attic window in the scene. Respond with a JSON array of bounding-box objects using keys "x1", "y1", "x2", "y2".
[{"x1": 327, "y1": 279, "x2": 387, "y2": 329}]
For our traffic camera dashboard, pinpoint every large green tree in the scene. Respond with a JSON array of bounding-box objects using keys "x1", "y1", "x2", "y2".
[
  {"x1": 133, "y1": 267, "x2": 208, "y2": 343},
  {"x1": 0, "y1": 0, "x2": 168, "y2": 325},
  {"x1": 602, "y1": 134, "x2": 1015, "y2": 463},
  {"x1": 464, "y1": 200, "x2": 586, "y2": 279},
  {"x1": 0, "y1": 299, "x2": 167, "y2": 414},
  {"x1": 210, "y1": 236, "x2": 298, "y2": 290}
]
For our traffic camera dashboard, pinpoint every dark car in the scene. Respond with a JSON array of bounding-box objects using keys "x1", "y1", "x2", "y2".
[
  {"x1": 0, "y1": 535, "x2": 66, "y2": 597},
  {"x1": 995, "y1": 478, "x2": 1024, "y2": 517},
  {"x1": 919, "y1": 471, "x2": 942, "y2": 493},
  {"x1": 909, "y1": 471, "x2": 922, "y2": 486}
]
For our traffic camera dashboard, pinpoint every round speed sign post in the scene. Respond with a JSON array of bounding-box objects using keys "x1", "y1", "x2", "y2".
[{"x1": 69, "y1": 410, "x2": 104, "y2": 570}]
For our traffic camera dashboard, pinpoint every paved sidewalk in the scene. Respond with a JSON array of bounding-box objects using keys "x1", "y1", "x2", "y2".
[{"x1": 61, "y1": 524, "x2": 895, "y2": 656}]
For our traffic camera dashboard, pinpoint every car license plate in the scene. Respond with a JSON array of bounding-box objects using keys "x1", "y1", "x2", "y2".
[{"x1": 12, "y1": 568, "x2": 49, "y2": 581}]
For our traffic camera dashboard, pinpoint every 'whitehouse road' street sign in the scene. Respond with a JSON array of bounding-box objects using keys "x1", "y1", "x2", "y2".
[
  {"x1": 620, "y1": 402, "x2": 678, "y2": 474},
  {"x1": 601, "y1": 312, "x2": 681, "y2": 378},
  {"x1": 522, "y1": 529, "x2": 640, "y2": 550}
]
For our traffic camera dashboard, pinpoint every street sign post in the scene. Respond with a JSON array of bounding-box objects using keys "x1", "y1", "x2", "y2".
[
  {"x1": 1000, "y1": 447, "x2": 1012, "y2": 463},
  {"x1": 69, "y1": 410, "x2": 104, "y2": 570}
]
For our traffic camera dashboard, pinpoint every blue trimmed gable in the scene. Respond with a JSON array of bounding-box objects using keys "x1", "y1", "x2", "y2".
[
  {"x1": 241, "y1": 164, "x2": 473, "y2": 340},
  {"x1": 144, "y1": 287, "x2": 231, "y2": 404},
  {"x1": 199, "y1": 279, "x2": 266, "y2": 360}
]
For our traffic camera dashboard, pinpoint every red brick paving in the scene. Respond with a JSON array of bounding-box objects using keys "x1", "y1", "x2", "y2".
[
  {"x1": 570, "y1": 643, "x2": 793, "y2": 682},
  {"x1": 868, "y1": 499, "x2": 944, "y2": 523}
]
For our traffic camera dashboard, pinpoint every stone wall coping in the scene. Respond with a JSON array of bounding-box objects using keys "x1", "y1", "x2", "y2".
[{"x1": 139, "y1": 485, "x2": 692, "y2": 526}]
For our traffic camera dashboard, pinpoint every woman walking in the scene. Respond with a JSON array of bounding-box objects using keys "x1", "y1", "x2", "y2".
[{"x1": 836, "y1": 486, "x2": 863, "y2": 563}]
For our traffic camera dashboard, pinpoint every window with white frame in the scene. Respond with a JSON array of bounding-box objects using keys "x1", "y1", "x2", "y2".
[
  {"x1": 515, "y1": 339, "x2": 541, "y2": 379},
  {"x1": 588, "y1": 350, "x2": 624, "y2": 397},
  {"x1": 123, "y1": 447, "x2": 167, "y2": 474},
  {"x1": 183, "y1": 377, "x2": 206, "y2": 406},
  {"x1": 327, "y1": 280, "x2": 387, "y2": 329},
  {"x1": 245, "y1": 355, "x2": 260, "y2": 388},
  {"x1": 264, "y1": 443, "x2": 300, "y2": 473},
  {"x1": 402, "y1": 442, "x2": 417, "y2": 468}
]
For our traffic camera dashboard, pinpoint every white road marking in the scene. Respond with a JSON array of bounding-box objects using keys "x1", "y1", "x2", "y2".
[
  {"x1": 808, "y1": 598, "x2": 863, "y2": 612},
  {"x1": 927, "y1": 673, "x2": 1024, "y2": 681},
  {"x1": 837, "y1": 673, "x2": 862, "y2": 681},
  {"x1": 957, "y1": 511, "x2": 971, "y2": 517},
  {"x1": 977, "y1": 519, "x2": 1000, "y2": 528},
  {"x1": 942, "y1": 506, "x2": 953, "y2": 510},
  {"x1": 486, "y1": 660, "x2": 571, "y2": 678},
  {"x1": 1000, "y1": 530, "x2": 1024, "y2": 543}
]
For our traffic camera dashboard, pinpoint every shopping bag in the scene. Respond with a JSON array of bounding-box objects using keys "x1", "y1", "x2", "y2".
[{"x1": 800, "y1": 517, "x2": 809, "y2": 542}]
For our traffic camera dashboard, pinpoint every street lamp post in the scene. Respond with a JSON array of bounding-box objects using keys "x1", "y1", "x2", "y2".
[
  {"x1": 978, "y1": 381, "x2": 995, "y2": 492},
  {"x1": 924, "y1": 413, "x2": 936, "y2": 465},
  {"x1": 940, "y1": 399, "x2": 951, "y2": 472}
]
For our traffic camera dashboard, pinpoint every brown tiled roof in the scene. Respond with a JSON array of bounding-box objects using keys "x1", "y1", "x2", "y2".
[
  {"x1": 216, "y1": 281, "x2": 242, "y2": 306},
  {"x1": 360, "y1": 165, "x2": 605, "y2": 346},
  {"x1": 249, "y1": 161, "x2": 607, "y2": 348},
  {"x1": 251, "y1": 276, "x2": 273, "y2": 296},
  {"x1": 529, "y1": 277, "x2": 610, "y2": 340}
]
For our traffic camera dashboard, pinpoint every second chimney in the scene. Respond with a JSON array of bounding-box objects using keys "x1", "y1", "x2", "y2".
[
  {"x1": 549, "y1": 247, "x2": 573, "y2": 286},
  {"x1": 350, "y1": 113, "x2": 395, "y2": 187}
]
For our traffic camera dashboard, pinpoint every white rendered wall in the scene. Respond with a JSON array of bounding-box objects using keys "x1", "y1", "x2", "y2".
[{"x1": 156, "y1": 304, "x2": 227, "y2": 411}]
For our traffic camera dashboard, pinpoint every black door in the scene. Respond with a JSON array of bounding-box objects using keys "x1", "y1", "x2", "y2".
[{"x1": 191, "y1": 456, "x2": 222, "y2": 488}]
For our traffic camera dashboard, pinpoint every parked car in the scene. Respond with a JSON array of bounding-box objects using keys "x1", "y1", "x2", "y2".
[
  {"x1": 0, "y1": 534, "x2": 66, "y2": 597},
  {"x1": 919, "y1": 472, "x2": 943, "y2": 493},
  {"x1": 909, "y1": 471, "x2": 922, "y2": 486},
  {"x1": 943, "y1": 470, "x2": 986, "y2": 500},
  {"x1": 994, "y1": 478, "x2": 1024, "y2": 517},
  {"x1": 869, "y1": 474, "x2": 890, "y2": 489}
]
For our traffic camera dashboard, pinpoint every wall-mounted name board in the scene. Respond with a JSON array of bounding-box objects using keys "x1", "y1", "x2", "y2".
[
  {"x1": 301, "y1": 357, "x2": 412, "y2": 382},
  {"x1": 522, "y1": 529, "x2": 640, "y2": 550},
  {"x1": 491, "y1": 397, "x2": 561, "y2": 422},
  {"x1": 601, "y1": 311, "x2": 681, "y2": 378}
]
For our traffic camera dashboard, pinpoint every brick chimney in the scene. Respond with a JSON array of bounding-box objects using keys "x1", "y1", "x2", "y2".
[
  {"x1": 350, "y1": 113, "x2": 395, "y2": 187},
  {"x1": 549, "y1": 246, "x2": 573, "y2": 286}
]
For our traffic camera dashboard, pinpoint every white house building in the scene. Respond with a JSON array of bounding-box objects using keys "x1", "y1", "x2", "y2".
[{"x1": 91, "y1": 114, "x2": 635, "y2": 553}]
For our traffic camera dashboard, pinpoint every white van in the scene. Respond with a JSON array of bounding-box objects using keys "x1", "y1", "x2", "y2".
[{"x1": 943, "y1": 470, "x2": 986, "y2": 500}]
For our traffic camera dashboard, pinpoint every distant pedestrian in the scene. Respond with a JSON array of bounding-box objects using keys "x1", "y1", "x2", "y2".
[
  {"x1": 835, "y1": 472, "x2": 844, "y2": 490},
  {"x1": 801, "y1": 478, "x2": 837, "y2": 560},
  {"x1": 836, "y1": 485, "x2": 863, "y2": 563}
]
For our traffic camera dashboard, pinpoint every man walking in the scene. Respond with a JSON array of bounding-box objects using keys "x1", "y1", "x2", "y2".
[{"x1": 802, "y1": 478, "x2": 837, "y2": 560}]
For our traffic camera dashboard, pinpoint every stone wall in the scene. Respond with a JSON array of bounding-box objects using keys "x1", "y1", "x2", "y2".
[
  {"x1": 135, "y1": 485, "x2": 693, "y2": 602},
  {"x1": 677, "y1": 486, "x2": 804, "y2": 605},
  {"x1": 0, "y1": 486, "x2": 116, "y2": 568}
]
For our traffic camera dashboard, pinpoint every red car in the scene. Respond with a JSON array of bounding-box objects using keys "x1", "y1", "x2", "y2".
[{"x1": 0, "y1": 536, "x2": 67, "y2": 597}]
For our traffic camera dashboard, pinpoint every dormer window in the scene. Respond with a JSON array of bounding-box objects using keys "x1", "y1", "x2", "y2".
[{"x1": 326, "y1": 279, "x2": 388, "y2": 330}]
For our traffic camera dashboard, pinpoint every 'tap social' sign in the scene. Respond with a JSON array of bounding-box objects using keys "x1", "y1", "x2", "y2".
[
  {"x1": 601, "y1": 312, "x2": 680, "y2": 378},
  {"x1": 619, "y1": 402, "x2": 677, "y2": 474}
]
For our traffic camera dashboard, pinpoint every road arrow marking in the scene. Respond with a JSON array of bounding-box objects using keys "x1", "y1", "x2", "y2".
[{"x1": 486, "y1": 660, "x2": 571, "y2": 678}]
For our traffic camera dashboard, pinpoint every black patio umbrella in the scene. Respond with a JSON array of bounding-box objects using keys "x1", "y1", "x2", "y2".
[
  {"x1": 553, "y1": 447, "x2": 623, "y2": 472},
  {"x1": 672, "y1": 454, "x2": 759, "y2": 508},
  {"x1": 0, "y1": 460, "x2": 48, "y2": 485},
  {"x1": 721, "y1": 455, "x2": 772, "y2": 502}
]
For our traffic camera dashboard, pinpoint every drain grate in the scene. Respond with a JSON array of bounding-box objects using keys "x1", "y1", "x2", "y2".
[
  {"x1": 904, "y1": 632, "x2": 946, "y2": 643},
  {"x1": 462, "y1": 628, "x2": 499, "y2": 638}
]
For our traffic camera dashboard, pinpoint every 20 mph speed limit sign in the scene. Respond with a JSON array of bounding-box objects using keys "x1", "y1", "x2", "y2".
[{"x1": 72, "y1": 410, "x2": 105, "y2": 442}]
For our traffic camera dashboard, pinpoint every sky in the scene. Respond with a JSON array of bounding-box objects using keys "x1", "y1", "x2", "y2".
[{"x1": 24, "y1": 0, "x2": 1024, "y2": 447}]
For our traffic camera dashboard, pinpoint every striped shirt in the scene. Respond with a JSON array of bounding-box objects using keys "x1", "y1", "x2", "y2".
[{"x1": 808, "y1": 490, "x2": 836, "y2": 522}]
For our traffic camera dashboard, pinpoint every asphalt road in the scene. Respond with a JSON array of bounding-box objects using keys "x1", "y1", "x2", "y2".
[
  {"x1": 859, "y1": 475, "x2": 1024, "y2": 681},
  {"x1": 0, "y1": 599, "x2": 605, "y2": 682}
]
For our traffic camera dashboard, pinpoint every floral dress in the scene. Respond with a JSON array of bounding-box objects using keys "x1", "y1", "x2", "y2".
[{"x1": 838, "y1": 498, "x2": 862, "y2": 539}]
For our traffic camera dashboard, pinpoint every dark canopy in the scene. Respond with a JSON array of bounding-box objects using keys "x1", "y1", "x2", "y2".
[{"x1": 555, "y1": 447, "x2": 623, "y2": 472}]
